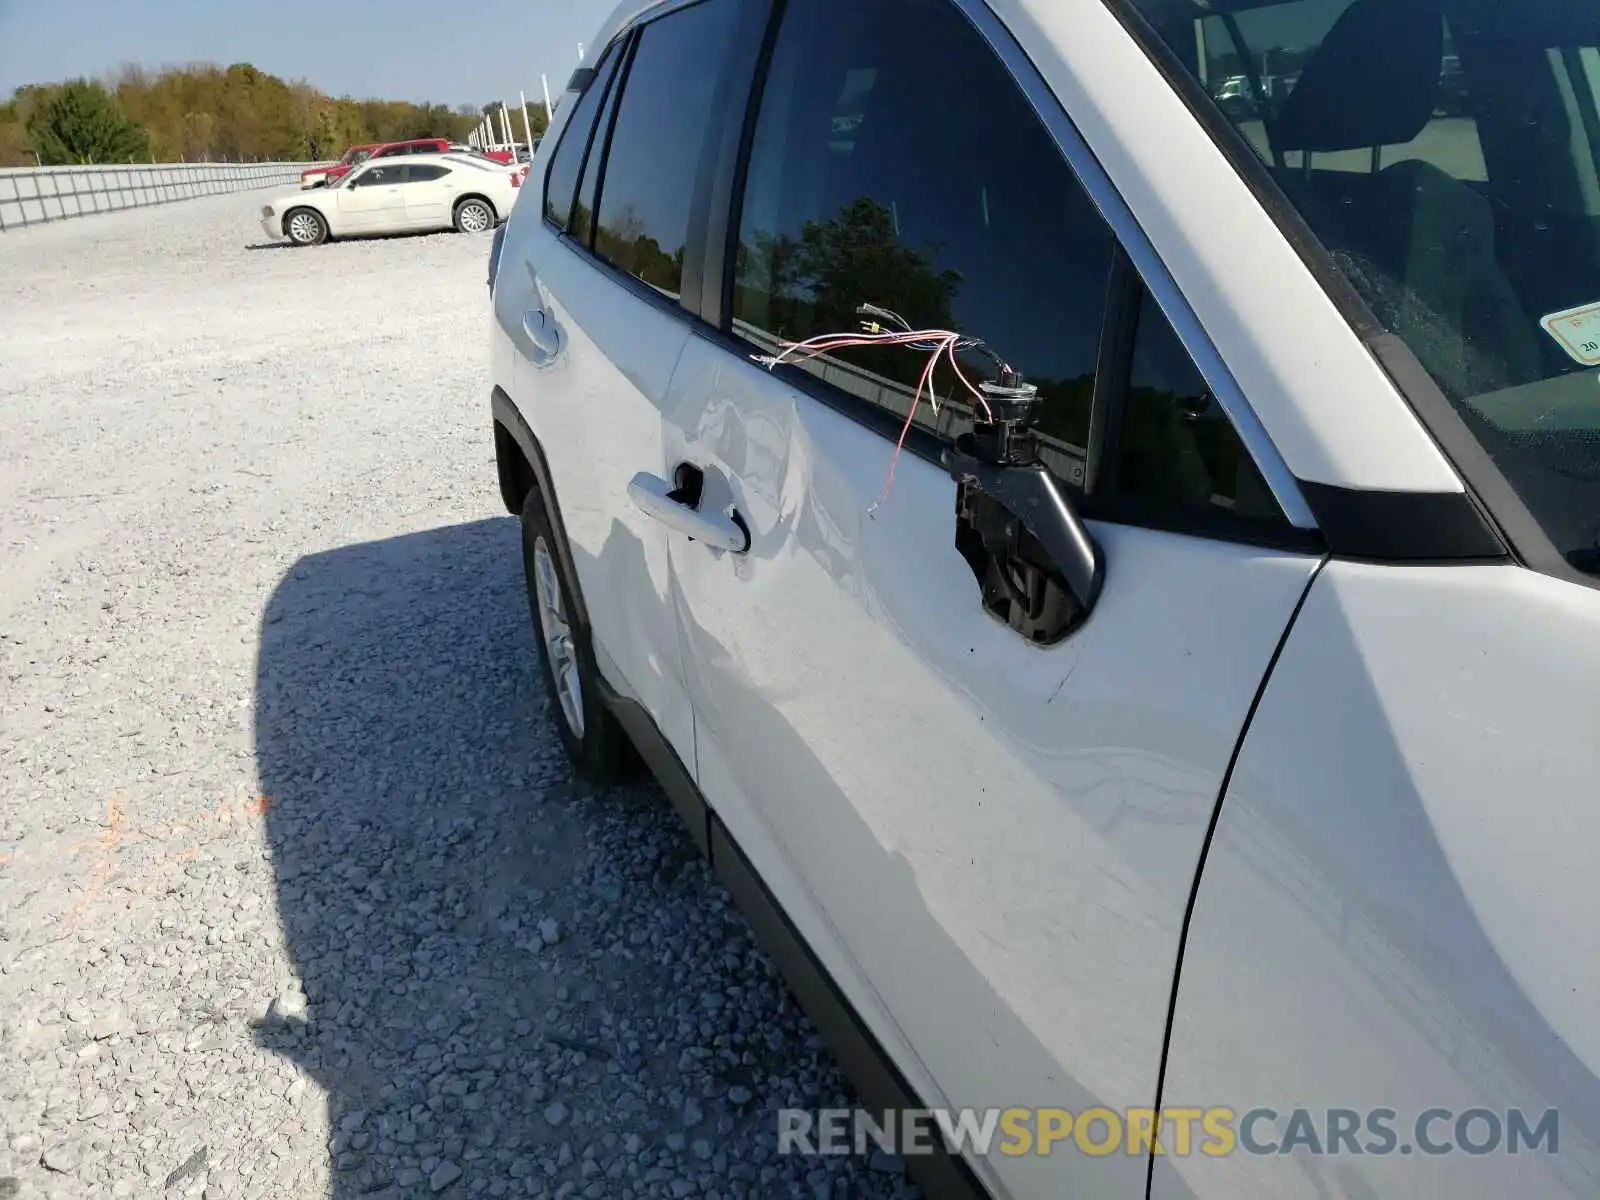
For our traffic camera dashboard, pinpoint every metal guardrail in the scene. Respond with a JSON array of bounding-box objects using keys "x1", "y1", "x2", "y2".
[{"x1": 0, "y1": 162, "x2": 316, "y2": 232}]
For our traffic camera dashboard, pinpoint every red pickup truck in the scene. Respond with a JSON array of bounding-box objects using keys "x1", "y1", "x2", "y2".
[
  {"x1": 321, "y1": 138, "x2": 515, "y2": 186},
  {"x1": 301, "y1": 143, "x2": 378, "y2": 189},
  {"x1": 322, "y1": 139, "x2": 439, "y2": 186}
]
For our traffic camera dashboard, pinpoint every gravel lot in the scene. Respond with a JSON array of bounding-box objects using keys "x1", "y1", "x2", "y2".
[{"x1": 0, "y1": 196, "x2": 913, "y2": 1200}]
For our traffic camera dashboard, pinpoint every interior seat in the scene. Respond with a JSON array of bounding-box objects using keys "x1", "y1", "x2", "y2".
[{"x1": 1269, "y1": 0, "x2": 1543, "y2": 398}]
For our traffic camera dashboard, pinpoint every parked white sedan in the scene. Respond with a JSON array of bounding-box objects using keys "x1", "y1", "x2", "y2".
[{"x1": 260, "y1": 153, "x2": 523, "y2": 247}]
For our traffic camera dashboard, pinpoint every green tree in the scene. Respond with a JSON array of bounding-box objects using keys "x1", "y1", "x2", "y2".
[
  {"x1": 10, "y1": 65, "x2": 485, "y2": 165},
  {"x1": 27, "y1": 79, "x2": 149, "y2": 164}
]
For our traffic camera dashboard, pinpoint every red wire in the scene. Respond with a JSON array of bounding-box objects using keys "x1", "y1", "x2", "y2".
[
  {"x1": 762, "y1": 323, "x2": 1002, "y2": 515},
  {"x1": 870, "y1": 337, "x2": 947, "y2": 514}
]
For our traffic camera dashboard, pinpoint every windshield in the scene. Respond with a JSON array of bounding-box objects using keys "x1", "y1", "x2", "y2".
[{"x1": 1130, "y1": 0, "x2": 1600, "y2": 575}]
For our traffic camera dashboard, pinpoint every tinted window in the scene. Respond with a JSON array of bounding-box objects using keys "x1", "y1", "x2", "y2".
[
  {"x1": 1133, "y1": 0, "x2": 1600, "y2": 572},
  {"x1": 731, "y1": 0, "x2": 1114, "y2": 483},
  {"x1": 1114, "y1": 291, "x2": 1285, "y2": 523},
  {"x1": 410, "y1": 165, "x2": 450, "y2": 183},
  {"x1": 352, "y1": 164, "x2": 404, "y2": 187},
  {"x1": 594, "y1": 0, "x2": 740, "y2": 298},
  {"x1": 544, "y1": 43, "x2": 623, "y2": 230}
]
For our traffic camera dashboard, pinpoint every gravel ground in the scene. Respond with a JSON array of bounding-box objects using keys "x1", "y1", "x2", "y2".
[{"x1": 0, "y1": 195, "x2": 915, "y2": 1199}]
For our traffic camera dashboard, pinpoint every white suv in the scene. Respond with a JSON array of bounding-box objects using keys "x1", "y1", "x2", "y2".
[{"x1": 489, "y1": 1, "x2": 1600, "y2": 1197}]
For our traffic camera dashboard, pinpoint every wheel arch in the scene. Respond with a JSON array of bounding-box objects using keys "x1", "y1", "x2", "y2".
[{"x1": 492, "y1": 388, "x2": 589, "y2": 637}]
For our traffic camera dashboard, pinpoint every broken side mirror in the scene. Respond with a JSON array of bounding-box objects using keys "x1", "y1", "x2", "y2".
[{"x1": 942, "y1": 378, "x2": 1103, "y2": 646}]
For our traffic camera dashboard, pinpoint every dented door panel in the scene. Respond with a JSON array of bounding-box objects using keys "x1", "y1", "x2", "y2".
[{"x1": 661, "y1": 332, "x2": 1322, "y2": 1197}]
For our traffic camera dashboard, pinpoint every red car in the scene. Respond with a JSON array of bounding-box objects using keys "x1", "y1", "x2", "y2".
[
  {"x1": 323, "y1": 138, "x2": 483, "y2": 186},
  {"x1": 464, "y1": 143, "x2": 517, "y2": 165},
  {"x1": 300, "y1": 143, "x2": 377, "y2": 189}
]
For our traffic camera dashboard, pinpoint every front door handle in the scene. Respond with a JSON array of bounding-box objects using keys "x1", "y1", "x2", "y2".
[
  {"x1": 523, "y1": 308, "x2": 561, "y2": 356},
  {"x1": 628, "y1": 470, "x2": 751, "y2": 554}
]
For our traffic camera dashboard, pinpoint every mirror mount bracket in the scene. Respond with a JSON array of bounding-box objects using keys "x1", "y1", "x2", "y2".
[{"x1": 942, "y1": 376, "x2": 1103, "y2": 646}]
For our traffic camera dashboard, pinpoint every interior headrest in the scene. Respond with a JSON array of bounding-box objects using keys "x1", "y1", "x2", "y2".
[{"x1": 1273, "y1": 0, "x2": 1446, "y2": 155}]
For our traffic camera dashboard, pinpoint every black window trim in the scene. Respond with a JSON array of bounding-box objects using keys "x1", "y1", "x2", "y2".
[
  {"x1": 574, "y1": 29, "x2": 638, "y2": 248},
  {"x1": 702, "y1": 0, "x2": 1326, "y2": 555},
  {"x1": 542, "y1": 33, "x2": 630, "y2": 233},
  {"x1": 1086, "y1": 245, "x2": 1143, "y2": 498},
  {"x1": 1096, "y1": 0, "x2": 1544, "y2": 573},
  {"x1": 704, "y1": 0, "x2": 788, "y2": 327}
]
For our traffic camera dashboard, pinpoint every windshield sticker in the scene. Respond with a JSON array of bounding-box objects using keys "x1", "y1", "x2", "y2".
[{"x1": 1540, "y1": 302, "x2": 1600, "y2": 366}]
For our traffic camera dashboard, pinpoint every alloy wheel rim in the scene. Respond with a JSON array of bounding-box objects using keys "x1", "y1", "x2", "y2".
[
  {"x1": 460, "y1": 203, "x2": 490, "y2": 233},
  {"x1": 289, "y1": 213, "x2": 319, "y2": 243},
  {"x1": 532, "y1": 536, "x2": 584, "y2": 738}
]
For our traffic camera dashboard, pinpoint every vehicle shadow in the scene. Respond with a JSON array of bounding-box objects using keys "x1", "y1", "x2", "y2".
[
  {"x1": 247, "y1": 229, "x2": 472, "y2": 252},
  {"x1": 250, "y1": 517, "x2": 900, "y2": 1199}
]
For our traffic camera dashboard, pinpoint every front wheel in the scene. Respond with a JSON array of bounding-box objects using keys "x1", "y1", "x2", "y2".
[
  {"x1": 284, "y1": 207, "x2": 328, "y2": 246},
  {"x1": 454, "y1": 198, "x2": 495, "y2": 235}
]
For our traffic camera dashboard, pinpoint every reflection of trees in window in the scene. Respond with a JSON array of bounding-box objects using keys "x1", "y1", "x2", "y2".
[
  {"x1": 741, "y1": 197, "x2": 959, "y2": 332},
  {"x1": 736, "y1": 195, "x2": 1091, "y2": 445},
  {"x1": 596, "y1": 206, "x2": 685, "y2": 295}
]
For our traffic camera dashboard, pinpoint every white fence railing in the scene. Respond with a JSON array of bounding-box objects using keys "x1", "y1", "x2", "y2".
[{"x1": 0, "y1": 162, "x2": 316, "y2": 232}]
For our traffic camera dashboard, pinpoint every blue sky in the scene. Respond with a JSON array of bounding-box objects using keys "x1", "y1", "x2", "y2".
[{"x1": 0, "y1": 0, "x2": 613, "y2": 109}]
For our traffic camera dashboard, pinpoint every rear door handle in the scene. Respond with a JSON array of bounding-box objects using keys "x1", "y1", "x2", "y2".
[
  {"x1": 523, "y1": 307, "x2": 561, "y2": 356},
  {"x1": 628, "y1": 469, "x2": 750, "y2": 554}
]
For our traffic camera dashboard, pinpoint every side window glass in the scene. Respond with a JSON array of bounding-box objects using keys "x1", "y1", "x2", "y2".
[
  {"x1": 411, "y1": 165, "x2": 448, "y2": 183},
  {"x1": 572, "y1": 40, "x2": 630, "y2": 247},
  {"x1": 731, "y1": 0, "x2": 1115, "y2": 483},
  {"x1": 594, "y1": 0, "x2": 741, "y2": 299},
  {"x1": 1114, "y1": 291, "x2": 1286, "y2": 524},
  {"x1": 544, "y1": 43, "x2": 623, "y2": 230}
]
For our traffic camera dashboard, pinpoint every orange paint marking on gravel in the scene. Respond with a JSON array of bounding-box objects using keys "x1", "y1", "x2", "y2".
[
  {"x1": 64, "y1": 794, "x2": 128, "y2": 931},
  {"x1": 53, "y1": 790, "x2": 274, "y2": 923}
]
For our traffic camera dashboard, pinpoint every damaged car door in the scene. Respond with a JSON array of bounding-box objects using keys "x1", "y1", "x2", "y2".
[{"x1": 653, "y1": 0, "x2": 1326, "y2": 1194}]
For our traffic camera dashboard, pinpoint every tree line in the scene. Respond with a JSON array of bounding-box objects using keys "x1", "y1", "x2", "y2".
[{"x1": 0, "y1": 63, "x2": 551, "y2": 167}]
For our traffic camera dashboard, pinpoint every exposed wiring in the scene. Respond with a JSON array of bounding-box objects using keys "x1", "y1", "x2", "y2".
[{"x1": 750, "y1": 303, "x2": 1015, "y2": 516}]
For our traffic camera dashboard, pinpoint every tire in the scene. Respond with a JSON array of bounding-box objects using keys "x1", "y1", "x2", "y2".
[
  {"x1": 454, "y1": 197, "x2": 495, "y2": 235},
  {"x1": 520, "y1": 486, "x2": 636, "y2": 784},
  {"x1": 284, "y1": 207, "x2": 328, "y2": 247}
]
